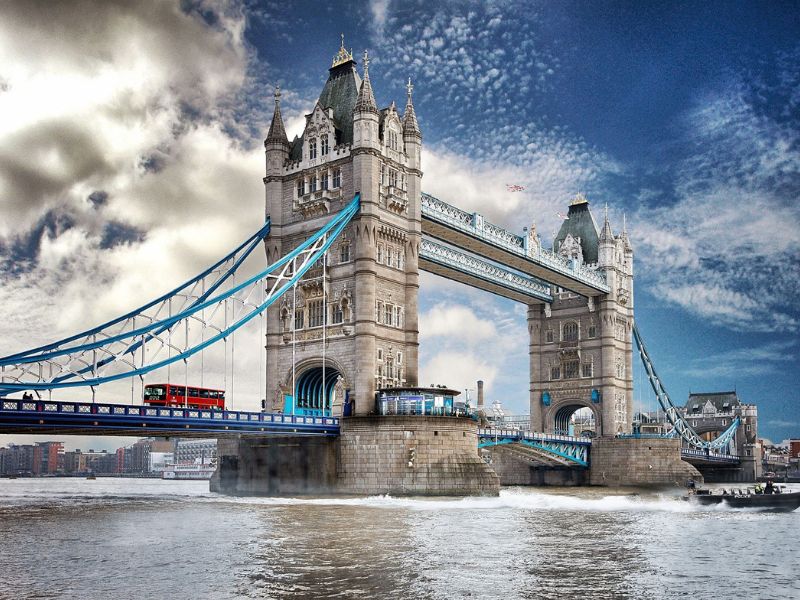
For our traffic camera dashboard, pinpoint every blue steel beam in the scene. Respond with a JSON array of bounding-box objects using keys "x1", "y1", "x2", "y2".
[
  {"x1": 0, "y1": 398, "x2": 339, "y2": 438},
  {"x1": 478, "y1": 429, "x2": 590, "y2": 467},
  {"x1": 0, "y1": 196, "x2": 360, "y2": 393},
  {"x1": 419, "y1": 239, "x2": 553, "y2": 303},
  {"x1": 420, "y1": 192, "x2": 609, "y2": 297},
  {"x1": 633, "y1": 324, "x2": 740, "y2": 451}
]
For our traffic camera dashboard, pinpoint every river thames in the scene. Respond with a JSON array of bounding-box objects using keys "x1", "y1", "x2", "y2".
[{"x1": 0, "y1": 478, "x2": 797, "y2": 599}]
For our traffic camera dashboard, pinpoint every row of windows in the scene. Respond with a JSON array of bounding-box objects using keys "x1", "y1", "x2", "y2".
[
  {"x1": 376, "y1": 376, "x2": 401, "y2": 390},
  {"x1": 550, "y1": 361, "x2": 594, "y2": 381},
  {"x1": 307, "y1": 136, "x2": 330, "y2": 160},
  {"x1": 380, "y1": 163, "x2": 404, "y2": 189},
  {"x1": 545, "y1": 322, "x2": 597, "y2": 343},
  {"x1": 376, "y1": 243, "x2": 404, "y2": 270},
  {"x1": 376, "y1": 301, "x2": 404, "y2": 328},
  {"x1": 377, "y1": 359, "x2": 400, "y2": 381},
  {"x1": 285, "y1": 301, "x2": 348, "y2": 331},
  {"x1": 297, "y1": 169, "x2": 342, "y2": 197}
]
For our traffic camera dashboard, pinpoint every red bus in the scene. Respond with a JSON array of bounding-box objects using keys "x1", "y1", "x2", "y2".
[{"x1": 143, "y1": 384, "x2": 225, "y2": 410}]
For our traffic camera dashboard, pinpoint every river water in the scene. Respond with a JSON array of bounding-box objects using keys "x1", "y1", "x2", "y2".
[{"x1": 0, "y1": 479, "x2": 797, "y2": 600}]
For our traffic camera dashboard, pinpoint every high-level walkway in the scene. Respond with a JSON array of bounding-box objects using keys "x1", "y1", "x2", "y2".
[{"x1": 420, "y1": 193, "x2": 610, "y2": 297}]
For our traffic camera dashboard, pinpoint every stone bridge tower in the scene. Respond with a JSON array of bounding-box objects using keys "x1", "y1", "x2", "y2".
[
  {"x1": 263, "y1": 41, "x2": 422, "y2": 417},
  {"x1": 528, "y1": 196, "x2": 634, "y2": 436}
]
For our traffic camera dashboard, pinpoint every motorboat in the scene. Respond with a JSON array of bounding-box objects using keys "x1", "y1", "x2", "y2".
[{"x1": 686, "y1": 486, "x2": 800, "y2": 512}]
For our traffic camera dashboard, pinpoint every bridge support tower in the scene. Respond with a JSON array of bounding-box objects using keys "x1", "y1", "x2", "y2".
[
  {"x1": 219, "y1": 41, "x2": 499, "y2": 497},
  {"x1": 528, "y1": 196, "x2": 635, "y2": 438}
]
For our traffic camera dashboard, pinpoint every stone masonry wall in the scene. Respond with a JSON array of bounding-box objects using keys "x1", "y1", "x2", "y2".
[
  {"x1": 588, "y1": 437, "x2": 702, "y2": 487},
  {"x1": 337, "y1": 416, "x2": 499, "y2": 496},
  {"x1": 486, "y1": 445, "x2": 587, "y2": 486}
]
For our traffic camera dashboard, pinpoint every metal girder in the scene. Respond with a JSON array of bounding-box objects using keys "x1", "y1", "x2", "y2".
[
  {"x1": 0, "y1": 397, "x2": 339, "y2": 437},
  {"x1": 419, "y1": 238, "x2": 553, "y2": 303},
  {"x1": 0, "y1": 195, "x2": 360, "y2": 392},
  {"x1": 633, "y1": 324, "x2": 740, "y2": 451},
  {"x1": 420, "y1": 192, "x2": 609, "y2": 296},
  {"x1": 478, "y1": 429, "x2": 590, "y2": 467}
]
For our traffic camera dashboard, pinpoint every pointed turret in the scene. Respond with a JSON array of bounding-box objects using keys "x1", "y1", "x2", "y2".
[
  {"x1": 354, "y1": 50, "x2": 378, "y2": 114},
  {"x1": 402, "y1": 77, "x2": 421, "y2": 138},
  {"x1": 621, "y1": 213, "x2": 633, "y2": 252},
  {"x1": 265, "y1": 86, "x2": 289, "y2": 146},
  {"x1": 599, "y1": 203, "x2": 614, "y2": 243},
  {"x1": 597, "y1": 203, "x2": 616, "y2": 268}
]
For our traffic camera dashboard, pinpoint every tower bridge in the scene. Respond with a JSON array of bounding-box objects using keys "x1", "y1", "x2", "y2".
[{"x1": 0, "y1": 41, "x2": 752, "y2": 494}]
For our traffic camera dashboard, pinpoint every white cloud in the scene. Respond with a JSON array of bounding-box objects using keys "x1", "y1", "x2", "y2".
[
  {"x1": 370, "y1": 0, "x2": 390, "y2": 33},
  {"x1": 419, "y1": 351, "x2": 498, "y2": 397},
  {"x1": 420, "y1": 303, "x2": 497, "y2": 342},
  {"x1": 681, "y1": 341, "x2": 796, "y2": 378},
  {"x1": 0, "y1": 1, "x2": 273, "y2": 414},
  {"x1": 631, "y1": 75, "x2": 800, "y2": 332}
]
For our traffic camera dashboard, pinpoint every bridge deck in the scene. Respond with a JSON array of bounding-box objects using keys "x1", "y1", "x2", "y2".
[
  {"x1": 421, "y1": 193, "x2": 609, "y2": 297},
  {"x1": 419, "y1": 239, "x2": 552, "y2": 303},
  {"x1": 0, "y1": 398, "x2": 339, "y2": 438}
]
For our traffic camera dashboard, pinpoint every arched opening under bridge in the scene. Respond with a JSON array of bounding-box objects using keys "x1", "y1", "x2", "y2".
[
  {"x1": 288, "y1": 365, "x2": 343, "y2": 417},
  {"x1": 552, "y1": 404, "x2": 596, "y2": 438}
]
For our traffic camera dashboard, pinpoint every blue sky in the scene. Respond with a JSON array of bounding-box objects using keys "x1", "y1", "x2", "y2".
[{"x1": 0, "y1": 0, "x2": 798, "y2": 449}]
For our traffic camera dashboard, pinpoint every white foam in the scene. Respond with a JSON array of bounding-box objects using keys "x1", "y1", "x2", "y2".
[{"x1": 205, "y1": 488, "x2": 700, "y2": 513}]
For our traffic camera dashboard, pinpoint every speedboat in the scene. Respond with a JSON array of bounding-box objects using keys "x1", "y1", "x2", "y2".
[{"x1": 686, "y1": 487, "x2": 800, "y2": 512}]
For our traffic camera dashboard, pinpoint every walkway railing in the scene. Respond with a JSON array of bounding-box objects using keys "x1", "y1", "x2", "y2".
[
  {"x1": 421, "y1": 192, "x2": 609, "y2": 293},
  {"x1": 419, "y1": 239, "x2": 552, "y2": 302},
  {"x1": 0, "y1": 398, "x2": 339, "y2": 436}
]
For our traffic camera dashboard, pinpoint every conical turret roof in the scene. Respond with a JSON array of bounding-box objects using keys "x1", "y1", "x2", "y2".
[
  {"x1": 402, "y1": 77, "x2": 420, "y2": 136},
  {"x1": 354, "y1": 50, "x2": 378, "y2": 114},
  {"x1": 265, "y1": 87, "x2": 288, "y2": 146}
]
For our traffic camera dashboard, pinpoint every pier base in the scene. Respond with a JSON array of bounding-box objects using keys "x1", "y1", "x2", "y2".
[
  {"x1": 211, "y1": 416, "x2": 499, "y2": 497},
  {"x1": 588, "y1": 437, "x2": 702, "y2": 487}
]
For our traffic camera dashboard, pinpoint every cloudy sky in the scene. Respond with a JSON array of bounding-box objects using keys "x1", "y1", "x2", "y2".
[{"x1": 1, "y1": 0, "x2": 798, "y2": 450}]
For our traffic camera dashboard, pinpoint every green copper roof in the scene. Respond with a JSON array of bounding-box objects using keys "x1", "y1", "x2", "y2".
[
  {"x1": 554, "y1": 199, "x2": 601, "y2": 264},
  {"x1": 318, "y1": 59, "x2": 361, "y2": 145},
  {"x1": 289, "y1": 59, "x2": 362, "y2": 162}
]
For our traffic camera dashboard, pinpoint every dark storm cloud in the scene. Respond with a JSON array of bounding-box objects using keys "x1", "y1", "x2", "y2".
[
  {"x1": 0, "y1": 120, "x2": 112, "y2": 216},
  {"x1": 100, "y1": 221, "x2": 146, "y2": 250},
  {"x1": 0, "y1": 208, "x2": 77, "y2": 276},
  {"x1": 87, "y1": 191, "x2": 109, "y2": 209}
]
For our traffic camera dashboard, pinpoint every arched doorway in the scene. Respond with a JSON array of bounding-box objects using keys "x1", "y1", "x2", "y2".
[
  {"x1": 292, "y1": 365, "x2": 341, "y2": 417},
  {"x1": 551, "y1": 403, "x2": 597, "y2": 437}
]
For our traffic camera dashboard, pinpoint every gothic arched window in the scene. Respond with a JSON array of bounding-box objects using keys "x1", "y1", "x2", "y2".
[
  {"x1": 309, "y1": 138, "x2": 317, "y2": 160},
  {"x1": 563, "y1": 321, "x2": 579, "y2": 341}
]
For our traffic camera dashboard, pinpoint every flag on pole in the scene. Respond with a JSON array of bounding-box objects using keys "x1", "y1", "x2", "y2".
[{"x1": 556, "y1": 212, "x2": 569, "y2": 220}]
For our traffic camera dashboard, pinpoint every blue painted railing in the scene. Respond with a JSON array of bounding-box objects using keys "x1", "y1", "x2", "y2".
[
  {"x1": 419, "y1": 239, "x2": 552, "y2": 302},
  {"x1": 421, "y1": 192, "x2": 609, "y2": 293},
  {"x1": 478, "y1": 429, "x2": 590, "y2": 467},
  {"x1": 0, "y1": 398, "x2": 339, "y2": 436}
]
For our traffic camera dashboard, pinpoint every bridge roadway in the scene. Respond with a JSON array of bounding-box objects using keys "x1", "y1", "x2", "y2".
[
  {"x1": 420, "y1": 193, "x2": 610, "y2": 298},
  {"x1": 0, "y1": 397, "x2": 338, "y2": 438},
  {"x1": 0, "y1": 398, "x2": 742, "y2": 469},
  {"x1": 480, "y1": 429, "x2": 741, "y2": 468}
]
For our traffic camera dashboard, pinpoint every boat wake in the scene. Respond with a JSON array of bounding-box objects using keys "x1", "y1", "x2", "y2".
[{"x1": 211, "y1": 488, "x2": 704, "y2": 513}]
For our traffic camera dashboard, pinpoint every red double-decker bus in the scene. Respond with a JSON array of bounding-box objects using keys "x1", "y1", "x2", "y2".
[{"x1": 143, "y1": 384, "x2": 225, "y2": 410}]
